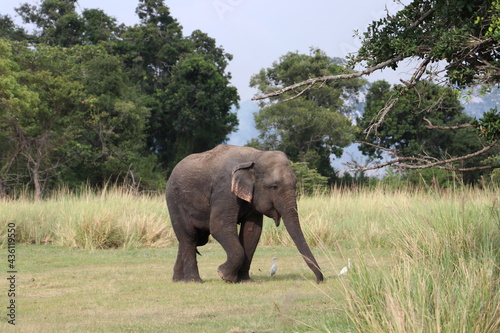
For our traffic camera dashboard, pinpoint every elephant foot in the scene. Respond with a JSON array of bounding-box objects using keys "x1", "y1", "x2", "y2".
[
  {"x1": 238, "y1": 272, "x2": 253, "y2": 283},
  {"x1": 217, "y1": 270, "x2": 233, "y2": 283},
  {"x1": 217, "y1": 269, "x2": 238, "y2": 283},
  {"x1": 173, "y1": 278, "x2": 203, "y2": 283},
  {"x1": 187, "y1": 277, "x2": 204, "y2": 283},
  {"x1": 173, "y1": 274, "x2": 203, "y2": 283}
]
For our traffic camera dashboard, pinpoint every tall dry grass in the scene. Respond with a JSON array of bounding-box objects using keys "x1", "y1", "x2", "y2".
[
  {"x1": 326, "y1": 187, "x2": 500, "y2": 333},
  {"x1": 0, "y1": 186, "x2": 173, "y2": 249},
  {"x1": 1, "y1": 185, "x2": 498, "y2": 251}
]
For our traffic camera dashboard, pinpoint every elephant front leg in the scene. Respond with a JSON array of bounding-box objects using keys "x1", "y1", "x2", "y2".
[
  {"x1": 211, "y1": 219, "x2": 244, "y2": 283},
  {"x1": 238, "y1": 213, "x2": 263, "y2": 282}
]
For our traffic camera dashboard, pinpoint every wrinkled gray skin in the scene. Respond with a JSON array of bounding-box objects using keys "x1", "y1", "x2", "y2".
[{"x1": 166, "y1": 145, "x2": 324, "y2": 283}]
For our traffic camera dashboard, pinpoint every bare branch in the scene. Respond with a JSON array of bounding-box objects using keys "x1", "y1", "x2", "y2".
[
  {"x1": 252, "y1": 8, "x2": 435, "y2": 102},
  {"x1": 364, "y1": 97, "x2": 400, "y2": 137},
  {"x1": 281, "y1": 81, "x2": 318, "y2": 102},
  {"x1": 354, "y1": 141, "x2": 397, "y2": 154},
  {"x1": 252, "y1": 56, "x2": 404, "y2": 101},
  {"x1": 423, "y1": 117, "x2": 474, "y2": 130},
  {"x1": 347, "y1": 139, "x2": 499, "y2": 172}
]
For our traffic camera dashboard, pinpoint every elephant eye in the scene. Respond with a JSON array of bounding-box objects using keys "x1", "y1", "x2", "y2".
[{"x1": 269, "y1": 185, "x2": 278, "y2": 190}]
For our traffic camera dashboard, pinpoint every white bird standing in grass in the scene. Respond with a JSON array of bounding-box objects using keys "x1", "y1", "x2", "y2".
[
  {"x1": 338, "y1": 258, "x2": 351, "y2": 276},
  {"x1": 270, "y1": 257, "x2": 277, "y2": 277}
]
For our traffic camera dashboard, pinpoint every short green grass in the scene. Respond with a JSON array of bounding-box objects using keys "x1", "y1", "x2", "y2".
[
  {"x1": 0, "y1": 244, "x2": 364, "y2": 333},
  {"x1": 1, "y1": 186, "x2": 499, "y2": 332}
]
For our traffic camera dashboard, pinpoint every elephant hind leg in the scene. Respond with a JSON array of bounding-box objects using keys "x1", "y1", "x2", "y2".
[
  {"x1": 172, "y1": 246, "x2": 184, "y2": 282},
  {"x1": 173, "y1": 241, "x2": 203, "y2": 283}
]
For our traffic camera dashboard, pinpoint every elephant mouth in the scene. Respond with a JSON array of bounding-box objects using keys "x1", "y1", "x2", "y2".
[{"x1": 270, "y1": 211, "x2": 281, "y2": 227}]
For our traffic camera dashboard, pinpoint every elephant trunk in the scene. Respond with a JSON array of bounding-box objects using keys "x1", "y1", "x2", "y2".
[{"x1": 280, "y1": 198, "x2": 324, "y2": 283}]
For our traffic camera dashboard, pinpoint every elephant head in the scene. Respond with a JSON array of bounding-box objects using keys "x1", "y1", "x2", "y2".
[{"x1": 231, "y1": 151, "x2": 324, "y2": 283}]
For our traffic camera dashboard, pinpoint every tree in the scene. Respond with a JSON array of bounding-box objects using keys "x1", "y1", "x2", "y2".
[
  {"x1": 357, "y1": 80, "x2": 491, "y2": 184},
  {"x1": 16, "y1": 0, "x2": 121, "y2": 46},
  {"x1": 0, "y1": 40, "x2": 86, "y2": 200},
  {"x1": 290, "y1": 161, "x2": 328, "y2": 194},
  {"x1": 80, "y1": 9, "x2": 121, "y2": 45},
  {"x1": 16, "y1": 0, "x2": 84, "y2": 46},
  {"x1": 69, "y1": 46, "x2": 161, "y2": 190},
  {"x1": 1, "y1": 38, "x2": 162, "y2": 197},
  {"x1": 356, "y1": 0, "x2": 499, "y2": 88},
  {"x1": 252, "y1": 0, "x2": 499, "y2": 173},
  {"x1": 0, "y1": 15, "x2": 29, "y2": 41},
  {"x1": 120, "y1": 1, "x2": 239, "y2": 172},
  {"x1": 249, "y1": 49, "x2": 365, "y2": 181},
  {"x1": 0, "y1": 39, "x2": 39, "y2": 197}
]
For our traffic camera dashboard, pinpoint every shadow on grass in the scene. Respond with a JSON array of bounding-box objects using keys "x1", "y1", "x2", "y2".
[{"x1": 198, "y1": 273, "x2": 313, "y2": 284}]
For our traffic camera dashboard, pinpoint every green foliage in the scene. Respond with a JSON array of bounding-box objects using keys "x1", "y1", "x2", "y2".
[
  {"x1": 472, "y1": 107, "x2": 500, "y2": 142},
  {"x1": 0, "y1": 40, "x2": 88, "y2": 199},
  {"x1": 355, "y1": 0, "x2": 499, "y2": 87},
  {"x1": 359, "y1": 81, "x2": 470, "y2": 157},
  {"x1": 152, "y1": 39, "x2": 239, "y2": 167},
  {"x1": 16, "y1": 0, "x2": 84, "y2": 46},
  {"x1": 250, "y1": 49, "x2": 365, "y2": 182},
  {"x1": 80, "y1": 9, "x2": 121, "y2": 44},
  {"x1": 0, "y1": 39, "x2": 40, "y2": 195},
  {"x1": 290, "y1": 161, "x2": 328, "y2": 195},
  {"x1": 0, "y1": 15, "x2": 29, "y2": 41}
]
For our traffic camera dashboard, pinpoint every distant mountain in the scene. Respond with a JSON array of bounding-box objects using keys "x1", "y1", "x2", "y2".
[
  {"x1": 227, "y1": 100, "x2": 259, "y2": 146},
  {"x1": 462, "y1": 87, "x2": 499, "y2": 118}
]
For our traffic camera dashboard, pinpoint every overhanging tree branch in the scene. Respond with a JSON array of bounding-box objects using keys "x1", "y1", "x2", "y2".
[
  {"x1": 251, "y1": 8, "x2": 435, "y2": 102},
  {"x1": 364, "y1": 56, "x2": 431, "y2": 137},
  {"x1": 346, "y1": 139, "x2": 499, "y2": 172},
  {"x1": 423, "y1": 117, "x2": 474, "y2": 130},
  {"x1": 252, "y1": 56, "x2": 403, "y2": 101}
]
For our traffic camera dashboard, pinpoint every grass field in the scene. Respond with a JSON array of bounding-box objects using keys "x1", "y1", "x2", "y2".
[{"x1": 1, "y1": 186, "x2": 499, "y2": 332}]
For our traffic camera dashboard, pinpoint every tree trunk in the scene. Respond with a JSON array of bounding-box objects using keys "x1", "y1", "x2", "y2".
[
  {"x1": 0, "y1": 178, "x2": 6, "y2": 199},
  {"x1": 32, "y1": 164, "x2": 42, "y2": 201}
]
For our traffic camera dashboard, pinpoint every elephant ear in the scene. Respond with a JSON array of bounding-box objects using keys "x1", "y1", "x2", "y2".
[{"x1": 231, "y1": 162, "x2": 254, "y2": 202}]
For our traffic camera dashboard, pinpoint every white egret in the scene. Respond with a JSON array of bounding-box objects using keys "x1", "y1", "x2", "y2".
[
  {"x1": 270, "y1": 257, "x2": 277, "y2": 277},
  {"x1": 338, "y1": 258, "x2": 351, "y2": 276}
]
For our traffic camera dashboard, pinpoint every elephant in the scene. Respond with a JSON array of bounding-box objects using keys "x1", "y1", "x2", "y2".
[{"x1": 166, "y1": 145, "x2": 324, "y2": 283}]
